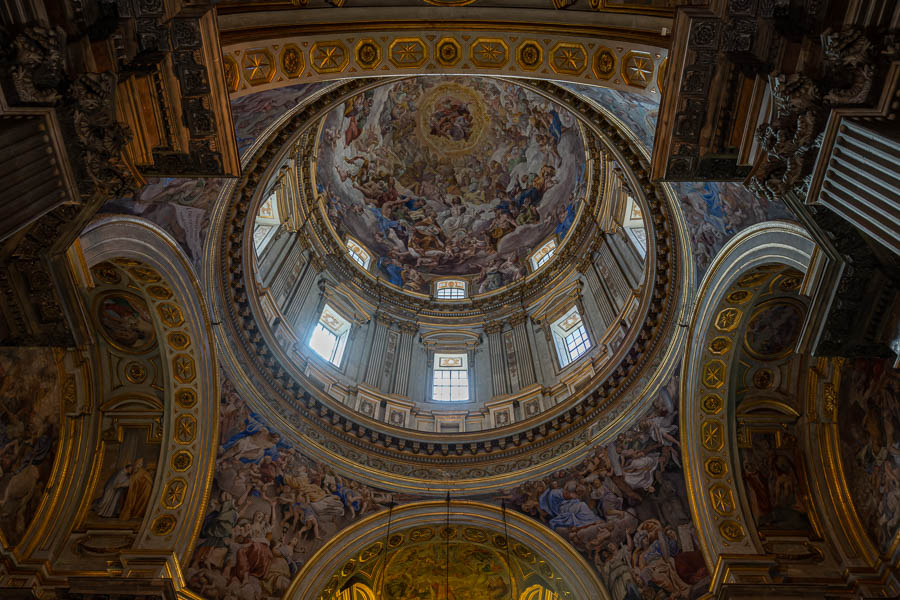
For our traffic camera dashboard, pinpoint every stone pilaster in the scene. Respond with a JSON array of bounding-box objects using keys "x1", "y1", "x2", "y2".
[
  {"x1": 392, "y1": 321, "x2": 417, "y2": 396},
  {"x1": 484, "y1": 320, "x2": 509, "y2": 396},
  {"x1": 364, "y1": 311, "x2": 391, "y2": 387}
]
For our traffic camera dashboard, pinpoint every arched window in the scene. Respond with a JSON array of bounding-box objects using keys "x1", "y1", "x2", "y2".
[
  {"x1": 254, "y1": 191, "x2": 280, "y2": 254},
  {"x1": 435, "y1": 279, "x2": 467, "y2": 299},
  {"x1": 346, "y1": 237, "x2": 371, "y2": 270},
  {"x1": 623, "y1": 194, "x2": 646, "y2": 258}
]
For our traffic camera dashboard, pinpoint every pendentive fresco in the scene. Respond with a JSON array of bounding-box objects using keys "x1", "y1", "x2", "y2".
[
  {"x1": 0, "y1": 347, "x2": 62, "y2": 546},
  {"x1": 839, "y1": 358, "x2": 900, "y2": 554},
  {"x1": 186, "y1": 368, "x2": 708, "y2": 600}
]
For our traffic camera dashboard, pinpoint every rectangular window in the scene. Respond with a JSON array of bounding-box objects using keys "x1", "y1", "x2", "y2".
[
  {"x1": 346, "y1": 238, "x2": 371, "y2": 270},
  {"x1": 625, "y1": 226, "x2": 647, "y2": 259},
  {"x1": 552, "y1": 307, "x2": 592, "y2": 368},
  {"x1": 623, "y1": 194, "x2": 646, "y2": 258},
  {"x1": 432, "y1": 354, "x2": 469, "y2": 402},
  {"x1": 530, "y1": 237, "x2": 557, "y2": 270},
  {"x1": 435, "y1": 279, "x2": 467, "y2": 299},
  {"x1": 564, "y1": 324, "x2": 591, "y2": 361},
  {"x1": 308, "y1": 304, "x2": 350, "y2": 367}
]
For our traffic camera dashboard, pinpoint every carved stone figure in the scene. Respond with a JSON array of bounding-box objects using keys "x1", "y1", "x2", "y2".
[
  {"x1": 821, "y1": 27, "x2": 875, "y2": 105},
  {"x1": 10, "y1": 26, "x2": 66, "y2": 104},
  {"x1": 747, "y1": 73, "x2": 823, "y2": 202}
]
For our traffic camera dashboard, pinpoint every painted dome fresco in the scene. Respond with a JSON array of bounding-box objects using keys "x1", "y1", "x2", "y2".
[{"x1": 315, "y1": 76, "x2": 586, "y2": 293}]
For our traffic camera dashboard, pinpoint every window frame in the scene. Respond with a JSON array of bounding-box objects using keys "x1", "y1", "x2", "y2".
[
  {"x1": 623, "y1": 194, "x2": 646, "y2": 259},
  {"x1": 430, "y1": 353, "x2": 470, "y2": 402},
  {"x1": 434, "y1": 279, "x2": 467, "y2": 300},
  {"x1": 254, "y1": 190, "x2": 281, "y2": 255},
  {"x1": 308, "y1": 303, "x2": 351, "y2": 368},
  {"x1": 530, "y1": 236, "x2": 558, "y2": 271},
  {"x1": 550, "y1": 306, "x2": 592, "y2": 368},
  {"x1": 345, "y1": 236, "x2": 371, "y2": 270}
]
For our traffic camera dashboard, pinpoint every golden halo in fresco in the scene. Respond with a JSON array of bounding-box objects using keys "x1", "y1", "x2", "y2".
[
  {"x1": 415, "y1": 81, "x2": 488, "y2": 159},
  {"x1": 92, "y1": 291, "x2": 157, "y2": 354}
]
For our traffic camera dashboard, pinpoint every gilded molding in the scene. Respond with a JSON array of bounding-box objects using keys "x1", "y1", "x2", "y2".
[
  {"x1": 204, "y1": 76, "x2": 693, "y2": 490},
  {"x1": 222, "y1": 29, "x2": 667, "y2": 99}
]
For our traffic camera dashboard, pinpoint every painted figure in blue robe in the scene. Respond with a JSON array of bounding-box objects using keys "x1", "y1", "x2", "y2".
[
  {"x1": 540, "y1": 482, "x2": 601, "y2": 530},
  {"x1": 548, "y1": 109, "x2": 563, "y2": 143},
  {"x1": 699, "y1": 182, "x2": 729, "y2": 234},
  {"x1": 555, "y1": 202, "x2": 576, "y2": 239},
  {"x1": 219, "y1": 414, "x2": 283, "y2": 464},
  {"x1": 378, "y1": 255, "x2": 404, "y2": 287}
]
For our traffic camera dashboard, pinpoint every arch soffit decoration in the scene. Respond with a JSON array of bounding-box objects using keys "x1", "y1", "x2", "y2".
[
  {"x1": 285, "y1": 500, "x2": 611, "y2": 600},
  {"x1": 78, "y1": 216, "x2": 219, "y2": 570},
  {"x1": 680, "y1": 221, "x2": 818, "y2": 569},
  {"x1": 203, "y1": 74, "x2": 694, "y2": 494},
  {"x1": 218, "y1": 13, "x2": 669, "y2": 100}
]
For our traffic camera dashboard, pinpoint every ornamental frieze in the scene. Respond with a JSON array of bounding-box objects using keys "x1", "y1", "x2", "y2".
[{"x1": 222, "y1": 31, "x2": 667, "y2": 99}]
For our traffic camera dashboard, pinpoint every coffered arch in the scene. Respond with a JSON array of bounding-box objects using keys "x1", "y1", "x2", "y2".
[
  {"x1": 216, "y1": 5, "x2": 670, "y2": 99},
  {"x1": 681, "y1": 221, "x2": 898, "y2": 596},
  {"x1": 65, "y1": 216, "x2": 220, "y2": 575}
]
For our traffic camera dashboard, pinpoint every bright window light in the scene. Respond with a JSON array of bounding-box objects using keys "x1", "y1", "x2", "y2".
[
  {"x1": 530, "y1": 237, "x2": 557, "y2": 270},
  {"x1": 564, "y1": 324, "x2": 591, "y2": 361},
  {"x1": 625, "y1": 226, "x2": 647, "y2": 258},
  {"x1": 432, "y1": 354, "x2": 469, "y2": 402},
  {"x1": 254, "y1": 191, "x2": 280, "y2": 254},
  {"x1": 435, "y1": 279, "x2": 467, "y2": 299},
  {"x1": 308, "y1": 304, "x2": 350, "y2": 366},
  {"x1": 346, "y1": 238, "x2": 371, "y2": 270},
  {"x1": 623, "y1": 195, "x2": 646, "y2": 258},
  {"x1": 552, "y1": 307, "x2": 592, "y2": 367}
]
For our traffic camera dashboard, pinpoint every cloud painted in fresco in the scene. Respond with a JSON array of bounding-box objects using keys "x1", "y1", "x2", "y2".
[{"x1": 316, "y1": 76, "x2": 586, "y2": 293}]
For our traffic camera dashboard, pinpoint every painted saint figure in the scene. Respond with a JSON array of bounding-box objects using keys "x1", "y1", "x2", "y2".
[
  {"x1": 120, "y1": 458, "x2": 154, "y2": 520},
  {"x1": 94, "y1": 463, "x2": 133, "y2": 518}
]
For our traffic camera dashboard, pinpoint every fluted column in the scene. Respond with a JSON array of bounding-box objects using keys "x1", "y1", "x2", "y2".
[
  {"x1": 271, "y1": 236, "x2": 304, "y2": 306},
  {"x1": 607, "y1": 230, "x2": 642, "y2": 289},
  {"x1": 817, "y1": 119, "x2": 900, "y2": 257},
  {"x1": 508, "y1": 311, "x2": 536, "y2": 388},
  {"x1": 364, "y1": 312, "x2": 391, "y2": 387},
  {"x1": 484, "y1": 320, "x2": 509, "y2": 396},
  {"x1": 286, "y1": 253, "x2": 324, "y2": 328},
  {"x1": 392, "y1": 321, "x2": 417, "y2": 396},
  {"x1": 597, "y1": 242, "x2": 628, "y2": 310},
  {"x1": 579, "y1": 254, "x2": 615, "y2": 331}
]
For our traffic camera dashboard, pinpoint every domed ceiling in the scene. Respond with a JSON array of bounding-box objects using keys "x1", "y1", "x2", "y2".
[{"x1": 315, "y1": 76, "x2": 586, "y2": 293}]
